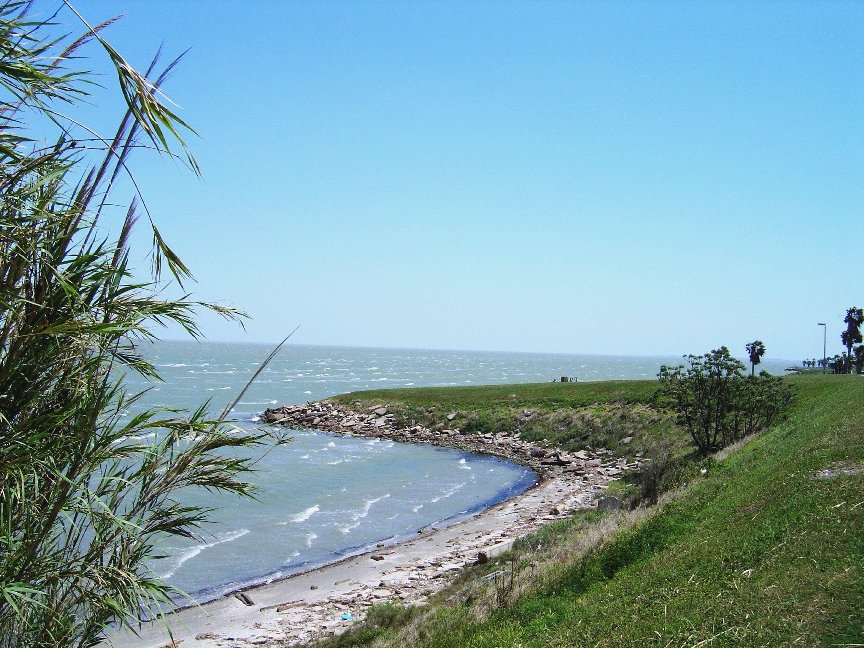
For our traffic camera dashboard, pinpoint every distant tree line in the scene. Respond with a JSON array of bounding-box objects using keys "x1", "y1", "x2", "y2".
[
  {"x1": 840, "y1": 307, "x2": 864, "y2": 374},
  {"x1": 809, "y1": 307, "x2": 864, "y2": 374}
]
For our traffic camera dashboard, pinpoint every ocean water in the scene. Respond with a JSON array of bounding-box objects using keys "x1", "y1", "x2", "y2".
[{"x1": 122, "y1": 341, "x2": 792, "y2": 603}]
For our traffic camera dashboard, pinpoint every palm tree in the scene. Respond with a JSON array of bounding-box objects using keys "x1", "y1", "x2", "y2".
[
  {"x1": 745, "y1": 340, "x2": 766, "y2": 376},
  {"x1": 842, "y1": 307, "x2": 864, "y2": 373}
]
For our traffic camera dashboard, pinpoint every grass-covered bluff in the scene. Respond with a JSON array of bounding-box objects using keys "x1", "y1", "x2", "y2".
[
  {"x1": 312, "y1": 374, "x2": 863, "y2": 647},
  {"x1": 333, "y1": 381, "x2": 683, "y2": 462}
]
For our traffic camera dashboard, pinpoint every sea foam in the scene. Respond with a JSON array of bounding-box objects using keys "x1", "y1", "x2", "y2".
[{"x1": 158, "y1": 528, "x2": 250, "y2": 579}]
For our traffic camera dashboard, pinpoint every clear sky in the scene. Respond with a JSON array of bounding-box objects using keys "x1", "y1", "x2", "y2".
[{"x1": 61, "y1": 0, "x2": 864, "y2": 361}]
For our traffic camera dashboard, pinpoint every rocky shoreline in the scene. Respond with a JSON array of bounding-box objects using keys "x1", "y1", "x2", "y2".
[
  {"x1": 261, "y1": 400, "x2": 639, "y2": 484},
  {"x1": 116, "y1": 401, "x2": 643, "y2": 647}
]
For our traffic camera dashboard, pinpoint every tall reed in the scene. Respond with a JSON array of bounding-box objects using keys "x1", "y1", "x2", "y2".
[{"x1": 0, "y1": 3, "x2": 286, "y2": 645}]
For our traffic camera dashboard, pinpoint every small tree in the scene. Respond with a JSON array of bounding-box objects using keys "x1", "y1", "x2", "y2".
[
  {"x1": 854, "y1": 345, "x2": 864, "y2": 374},
  {"x1": 745, "y1": 340, "x2": 766, "y2": 376},
  {"x1": 657, "y1": 347, "x2": 795, "y2": 454},
  {"x1": 842, "y1": 307, "x2": 864, "y2": 373},
  {"x1": 657, "y1": 347, "x2": 746, "y2": 453}
]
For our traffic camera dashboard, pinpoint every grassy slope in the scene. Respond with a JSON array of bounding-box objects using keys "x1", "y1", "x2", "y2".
[
  {"x1": 325, "y1": 375, "x2": 863, "y2": 646},
  {"x1": 333, "y1": 381, "x2": 659, "y2": 411},
  {"x1": 333, "y1": 381, "x2": 681, "y2": 459}
]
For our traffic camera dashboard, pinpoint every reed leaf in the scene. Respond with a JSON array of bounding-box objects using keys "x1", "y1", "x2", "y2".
[{"x1": 0, "y1": 4, "x2": 288, "y2": 645}]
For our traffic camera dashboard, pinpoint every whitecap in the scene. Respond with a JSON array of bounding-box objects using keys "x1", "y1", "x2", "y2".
[
  {"x1": 303, "y1": 390, "x2": 312, "y2": 394},
  {"x1": 283, "y1": 504, "x2": 319, "y2": 524},
  {"x1": 158, "y1": 528, "x2": 250, "y2": 578},
  {"x1": 338, "y1": 521, "x2": 361, "y2": 534},
  {"x1": 351, "y1": 494, "x2": 390, "y2": 521},
  {"x1": 430, "y1": 482, "x2": 465, "y2": 503},
  {"x1": 305, "y1": 533, "x2": 317, "y2": 548},
  {"x1": 458, "y1": 458, "x2": 472, "y2": 470}
]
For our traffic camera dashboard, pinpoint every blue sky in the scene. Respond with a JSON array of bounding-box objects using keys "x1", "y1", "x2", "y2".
[{"x1": 62, "y1": 1, "x2": 864, "y2": 361}]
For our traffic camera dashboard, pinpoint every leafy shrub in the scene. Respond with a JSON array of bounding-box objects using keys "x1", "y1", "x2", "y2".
[
  {"x1": 657, "y1": 347, "x2": 795, "y2": 454},
  {"x1": 629, "y1": 447, "x2": 698, "y2": 506}
]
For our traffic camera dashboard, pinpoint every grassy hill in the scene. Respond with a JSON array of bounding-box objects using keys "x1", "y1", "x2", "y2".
[
  {"x1": 318, "y1": 374, "x2": 863, "y2": 647},
  {"x1": 333, "y1": 380, "x2": 682, "y2": 460}
]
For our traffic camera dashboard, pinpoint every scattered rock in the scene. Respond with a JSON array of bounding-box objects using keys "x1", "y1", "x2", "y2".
[
  {"x1": 447, "y1": 412, "x2": 457, "y2": 421},
  {"x1": 550, "y1": 507, "x2": 561, "y2": 516},
  {"x1": 374, "y1": 407, "x2": 388, "y2": 416},
  {"x1": 310, "y1": 585, "x2": 318, "y2": 590},
  {"x1": 597, "y1": 496, "x2": 624, "y2": 511},
  {"x1": 620, "y1": 436, "x2": 634, "y2": 445},
  {"x1": 530, "y1": 447, "x2": 547, "y2": 458},
  {"x1": 370, "y1": 554, "x2": 385, "y2": 561},
  {"x1": 474, "y1": 551, "x2": 489, "y2": 565}
]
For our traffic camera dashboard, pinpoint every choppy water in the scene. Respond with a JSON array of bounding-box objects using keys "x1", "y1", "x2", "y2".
[{"x1": 122, "y1": 341, "x2": 791, "y2": 602}]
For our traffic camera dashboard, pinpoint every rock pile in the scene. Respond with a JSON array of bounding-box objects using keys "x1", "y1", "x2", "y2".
[{"x1": 261, "y1": 400, "x2": 641, "y2": 483}]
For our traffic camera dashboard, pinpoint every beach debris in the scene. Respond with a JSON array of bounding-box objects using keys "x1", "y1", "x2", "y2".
[
  {"x1": 234, "y1": 592, "x2": 255, "y2": 606},
  {"x1": 340, "y1": 612, "x2": 353, "y2": 621},
  {"x1": 481, "y1": 569, "x2": 510, "y2": 582}
]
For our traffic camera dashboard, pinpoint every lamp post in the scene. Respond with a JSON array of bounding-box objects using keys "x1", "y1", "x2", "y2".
[{"x1": 818, "y1": 322, "x2": 826, "y2": 373}]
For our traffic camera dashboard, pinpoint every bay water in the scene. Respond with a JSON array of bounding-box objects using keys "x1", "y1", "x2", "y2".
[{"x1": 123, "y1": 341, "x2": 792, "y2": 603}]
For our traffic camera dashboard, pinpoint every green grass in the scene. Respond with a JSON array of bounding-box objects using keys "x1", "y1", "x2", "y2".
[
  {"x1": 333, "y1": 381, "x2": 682, "y2": 459},
  {"x1": 333, "y1": 380, "x2": 659, "y2": 412},
  {"x1": 316, "y1": 375, "x2": 864, "y2": 647}
]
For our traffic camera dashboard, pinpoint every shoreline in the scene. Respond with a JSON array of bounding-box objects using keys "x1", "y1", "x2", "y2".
[{"x1": 112, "y1": 400, "x2": 639, "y2": 647}]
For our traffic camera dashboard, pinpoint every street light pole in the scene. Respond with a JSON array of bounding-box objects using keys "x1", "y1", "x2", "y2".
[{"x1": 818, "y1": 322, "x2": 826, "y2": 373}]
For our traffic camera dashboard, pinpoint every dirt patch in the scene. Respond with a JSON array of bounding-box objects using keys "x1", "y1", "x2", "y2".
[{"x1": 812, "y1": 463, "x2": 863, "y2": 480}]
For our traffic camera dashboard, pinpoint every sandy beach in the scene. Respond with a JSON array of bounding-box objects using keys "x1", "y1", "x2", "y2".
[{"x1": 112, "y1": 401, "x2": 637, "y2": 647}]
